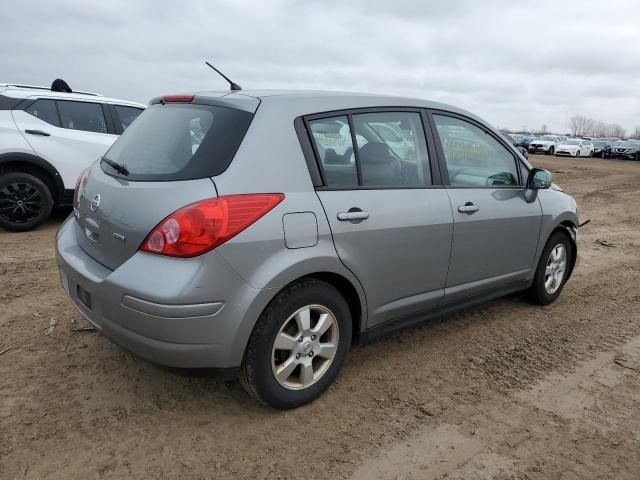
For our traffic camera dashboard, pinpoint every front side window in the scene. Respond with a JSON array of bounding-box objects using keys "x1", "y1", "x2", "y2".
[
  {"x1": 308, "y1": 111, "x2": 431, "y2": 188},
  {"x1": 114, "y1": 105, "x2": 143, "y2": 131},
  {"x1": 24, "y1": 99, "x2": 60, "y2": 127},
  {"x1": 433, "y1": 114, "x2": 519, "y2": 187},
  {"x1": 57, "y1": 101, "x2": 107, "y2": 133}
]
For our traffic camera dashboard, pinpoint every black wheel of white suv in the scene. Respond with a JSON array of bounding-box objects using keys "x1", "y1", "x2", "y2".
[
  {"x1": 0, "y1": 172, "x2": 53, "y2": 232},
  {"x1": 240, "y1": 279, "x2": 352, "y2": 409},
  {"x1": 547, "y1": 146, "x2": 555, "y2": 155},
  {"x1": 529, "y1": 231, "x2": 573, "y2": 305}
]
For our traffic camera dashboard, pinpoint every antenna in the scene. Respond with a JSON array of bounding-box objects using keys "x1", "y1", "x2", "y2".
[{"x1": 205, "y1": 61, "x2": 242, "y2": 91}]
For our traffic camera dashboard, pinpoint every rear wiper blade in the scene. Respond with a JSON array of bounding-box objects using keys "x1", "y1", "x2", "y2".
[{"x1": 101, "y1": 157, "x2": 129, "y2": 176}]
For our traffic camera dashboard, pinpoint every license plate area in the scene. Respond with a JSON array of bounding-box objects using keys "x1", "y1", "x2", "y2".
[{"x1": 77, "y1": 285, "x2": 92, "y2": 310}]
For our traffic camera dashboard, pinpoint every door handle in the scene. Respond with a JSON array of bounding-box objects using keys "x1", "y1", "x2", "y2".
[
  {"x1": 337, "y1": 210, "x2": 369, "y2": 221},
  {"x1": 458, "y1": 202, "x2": 479, "y2": 214},
  {"x1": 25, "y1": 129, "x2": 50, "y2": 136}
]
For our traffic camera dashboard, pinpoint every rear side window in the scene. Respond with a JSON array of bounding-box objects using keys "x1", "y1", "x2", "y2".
[
  {"x1": 114, "y1": 105, "x2": 143, "y2": 131},
  {"x1": 102, "y1": 104, "x2": 253, "y2": 181},
  {"x1": 57, "y1": 101, "x2": 107, "y2": 133},
  {"x1": 25, "y1": 99, "x2": 60, "y2": 127},
  {"x1": 308, "y1": 111, "x2": 431, "y2": 188},
  {"x1": 308, "y1": 116, "x2": 358, "y2": 186}
]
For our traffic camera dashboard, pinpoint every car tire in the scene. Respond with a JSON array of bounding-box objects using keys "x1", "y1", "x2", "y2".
[
  {"x1": 548, "y1": 146, "x2": 554, "y2": 155},
  {"x1": 602, "y1": 151, "x2": 606, "y2": 159},
  {"x1": 240, "y1": 278, "x2": 352, "y2": 409},
  {"x1": 0, "y1": 172, "x2": 53, "y2": 232},
  {"x1": 529, "y1": 231, "x2": 573, "y2": 306}
]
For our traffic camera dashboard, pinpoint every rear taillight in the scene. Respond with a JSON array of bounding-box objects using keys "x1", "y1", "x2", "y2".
[
  {"x1": 73, "y1": 169, "x2": 88, "y2": 214},
  {"x1": 140, "y1": 194, "x2": 285, "y2": 257}
]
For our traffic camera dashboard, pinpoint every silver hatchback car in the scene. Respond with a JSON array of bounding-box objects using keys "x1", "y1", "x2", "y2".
[{"x1": 56, "y1": 90, "x2": 578, "y2": 409}]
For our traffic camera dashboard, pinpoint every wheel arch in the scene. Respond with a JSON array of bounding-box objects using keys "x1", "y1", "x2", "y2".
[
  {"x1": 0, "y1": 153, "x2": 65, "y2": 204},
  {"x1": 249, "y1": 268, "x2": 367, "y2": 348}
]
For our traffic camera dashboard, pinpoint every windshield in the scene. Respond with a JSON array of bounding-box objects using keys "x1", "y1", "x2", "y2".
[
  {"x1": 102, "y1": 104, "x2": 253, "y2": 181},
  {"x1": 565, "y1": 140, "x2": 581, "y2": 145},
  {"x1": 538, "y1": 136, "x2": 556, "y2": 141}
]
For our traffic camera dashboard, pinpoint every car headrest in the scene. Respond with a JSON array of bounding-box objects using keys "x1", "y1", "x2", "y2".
[{"x1": 358, "y1": 142, "x2": 393, "y2": 165}]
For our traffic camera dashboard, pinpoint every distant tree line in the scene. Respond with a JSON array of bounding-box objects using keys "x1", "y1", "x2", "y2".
[
  {"x1": 502, "y1": 117, "x2": 640, "y2": 139},
  {"x1": 567, "y1": 115, "x2": 633, "y2": 139}
]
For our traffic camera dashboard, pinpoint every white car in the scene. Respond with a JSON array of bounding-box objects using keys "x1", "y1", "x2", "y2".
[
  {"x1": 555, "y1": 139, "x2": 594, "y2": 157},
  {"x1": 0, "y1": 83, "x2": 145, "y2": 231},
  {"x1": 528, "y1": 135, "x2": 568, "y2": 155}
]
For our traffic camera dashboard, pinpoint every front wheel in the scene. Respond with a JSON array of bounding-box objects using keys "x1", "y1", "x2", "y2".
[
  {"x1": 548, "y1": 146, "x2": 555, "y2": 155},
  {"x1": 0, "y1": 172, "x2": 53, "y2": 232},
  {"x1": 240, "y1": 279, "x2": 352, "y2": 409},
  {"x1": 529, "y1": 231, "x2": 573, "y2": 305}
]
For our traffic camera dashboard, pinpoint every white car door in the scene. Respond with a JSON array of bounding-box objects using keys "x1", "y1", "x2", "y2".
[{"x1": 12, "y1": 98, "x2": 118, "y2": 188}]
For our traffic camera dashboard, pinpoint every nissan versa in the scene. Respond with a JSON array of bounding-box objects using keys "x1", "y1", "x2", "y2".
[{"x1": 56, "y1": 90, "x2": 578, "y2": 409}]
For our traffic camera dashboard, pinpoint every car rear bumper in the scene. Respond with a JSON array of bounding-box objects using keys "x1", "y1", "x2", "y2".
[{"x1": 55, "y1": 216, "x2": 267, "y2": 368}]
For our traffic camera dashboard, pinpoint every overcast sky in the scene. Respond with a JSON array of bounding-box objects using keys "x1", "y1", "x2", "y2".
[{"x1": 2, "y1": 0, "x2": 639, "y2": 133}]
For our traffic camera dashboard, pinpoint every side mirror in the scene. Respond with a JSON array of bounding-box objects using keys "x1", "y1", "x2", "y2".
[{"x1": 527, "y1": 168, "x2": 552, "y2": 190}]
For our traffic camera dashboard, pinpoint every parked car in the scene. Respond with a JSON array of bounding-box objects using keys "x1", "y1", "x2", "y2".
[
  {"x1": 611, "y1": 140, "x2": 640, "y2": 160},
  {"x1": 0, "y1": 83, "x2": 145, "y2": 231},
  {"x1": 555, "y1": 139, "x2": 594, "y2": 157},
  {"x1": 503, "y1": 133, "x2": 529, "y2": 158},
  {"x1": 520, "y1": 135, "x2": 538, "y2": 148},
  {"x1": 56, "y1": 90, "x2": 579, "y2": 409},
  {"x1": 591, "y1": 140, "x2": 613, "y2": 158},
  {"x1": 528, "y1": 135, "x2": 567, "y2": 155}
]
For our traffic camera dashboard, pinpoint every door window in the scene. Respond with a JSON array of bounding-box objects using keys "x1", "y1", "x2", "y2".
[
  {"x1": 114, "y1": 105, "x2": 144, "y2": 131},
  {"x1": 433, "y1": 114, "x2": 519, "y2": 187},
  {"x1": 24, "y1": 99, "x2": 60, "y2": 127},
  {"x1": 308, "y1": 111, "x2": 431, "y2": 188},
  {"x1": 308, "y1": 116, "x2": 358, "y2": 187},
  {"x1": 352, "y1": 112, "x2": 431, "y2": 187},
  {"x1": 57, "y1": 101, "x2": 107, "y2": 133}
]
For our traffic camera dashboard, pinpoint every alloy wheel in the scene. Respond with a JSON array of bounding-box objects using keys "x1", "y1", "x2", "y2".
[
  {"x1": 271, "y1": 304, "x2": 339, "y2": 390},
  {"x1": 0, "y1": 181, "x2": 45, "y2": 224},
  {"x1": 544, "y1": 244, "x2": 567, "y2": 294}
]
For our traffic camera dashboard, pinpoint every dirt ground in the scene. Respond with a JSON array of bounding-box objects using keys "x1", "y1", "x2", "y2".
[{"x1": 1, "y1": 155, "x2": 639, "y2": 479}]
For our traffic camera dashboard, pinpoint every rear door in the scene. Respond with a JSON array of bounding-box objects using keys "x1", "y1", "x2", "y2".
[
  {"x1": 12, "y1": 98, "x2": 117, "y2": 188},
  {"x1": 307, "y1": 109, "x2": 453, "y2": 328},
  {"x1": 429, "y1": 111, "x2": 542, "y2": 301}
]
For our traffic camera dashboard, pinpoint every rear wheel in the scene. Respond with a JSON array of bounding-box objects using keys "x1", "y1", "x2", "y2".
[
  {"x1": 529, "y1": 231, "x2": 573, "y2": 305},
  {"x1": 0, "y1": 172, "x2": 53, "y2": 232},
  {"x1": 240, "y1": 279, "x2": 352, "y2": 409}
]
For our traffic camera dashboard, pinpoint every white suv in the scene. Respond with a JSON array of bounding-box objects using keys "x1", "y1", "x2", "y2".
[{"x1": 0, "y1": 83, "x2": 145, "y2": 231}]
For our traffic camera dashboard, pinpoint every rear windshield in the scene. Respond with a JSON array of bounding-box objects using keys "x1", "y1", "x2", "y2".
[{"x1": 102, "y1": 103, "x2": 253, "y2": 181}]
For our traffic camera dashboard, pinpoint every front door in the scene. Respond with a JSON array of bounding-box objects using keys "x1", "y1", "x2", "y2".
[
  {"x1": 307, "y1": 110, "x2": 453, "y2": 328},
  {"x1": 430, "y1": 112, "x2": 542, "y2": 301}
]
